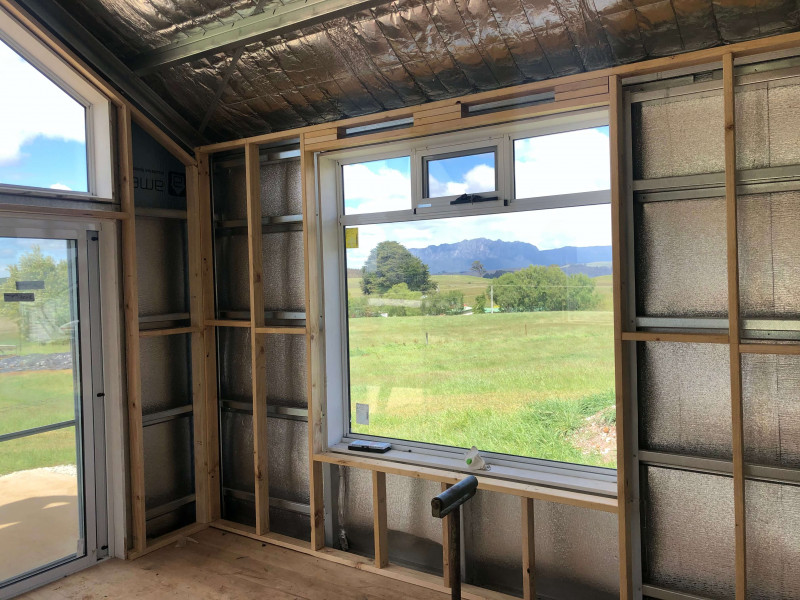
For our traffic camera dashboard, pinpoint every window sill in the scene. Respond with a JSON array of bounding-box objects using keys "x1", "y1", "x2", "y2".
[{"x1": 315, "y1": 445, "x2": 618, "y2": 513}]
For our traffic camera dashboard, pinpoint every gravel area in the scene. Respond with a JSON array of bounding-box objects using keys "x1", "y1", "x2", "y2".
[{"x1": 0, "y1": 352, "x2": 73, "y2": 374}]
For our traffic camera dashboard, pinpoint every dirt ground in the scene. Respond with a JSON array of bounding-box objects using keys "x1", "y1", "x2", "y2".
[{"x1": 0, "y1": 467, "x2": 79, "y2": 583}]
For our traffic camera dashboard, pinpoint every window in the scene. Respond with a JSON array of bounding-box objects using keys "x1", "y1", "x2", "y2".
[
  {"x1": 343, "y1": 156, "x2": 410, "y2": 215},
  {"x1": 0, "y1": 8, "x2": 112, "y2": 198},
  {"x1": 324, "y1": 111, "x2": 614, "y2": 476}
]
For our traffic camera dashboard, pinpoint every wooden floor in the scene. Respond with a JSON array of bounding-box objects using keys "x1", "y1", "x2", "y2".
[{"x1": 19, "y1": 527, "x2": 448, "y2": 600}]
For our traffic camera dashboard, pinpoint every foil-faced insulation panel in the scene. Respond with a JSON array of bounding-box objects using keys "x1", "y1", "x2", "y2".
[
  {"x1": 267, "y1": 417, "x2": 309, "y2": 504},
  {"x1": 261, "y1": 159, "x2": 303, "y2": 217},
  {"x1": 214, "y1": 232, "x2": 251, "y2": 315},
  {"x1": 742, "y1": 353, "x2": 800, "y2": 469},
  {"x1": 385, "y1": 474, "x2": 442, "y2": 575},
  {"x1": 143, "y1": 416, "x2": 195, "y2": 509},
  {"x1": 270, "y1": 506, "x2": 311, "y2": 542},
  {"x1": 745, "y1": 480, "x2": 800, "y2": 600},
  {"x1": 217, "y1": 326, "x2": 252, "y2": 402},
  {"x1": 632, "y1": 91, "x2": 724, "y2": 180},
  {"x1": 464, "y1": 489, "x2": 522, "y2": 596},
  {"x1": 534, "y1": 500, "x2": 619, "y2": 599},
  {"x1": 265, "y1": 334, "x2": 307, "y2": 409},
  {"x1": 139, "y1": 334, "x2": 192, "y2": 416},
  {"x1": 642, "y1": 466, "x2": 735, "y2": 599},
  {"x1": 220, "y1": 409, "x2": 255, "y2": 494},
  {"x1": 635, "y1": 198, "x2": 728, "y2": 318},
  {"x1": 738, "y1": 191, "x2": 800, "y2": 321},
  {"x1": 212, "y1": 154, "x2": 247, "y2": 222},
  {"x1": 337, "y1": 466, "x2": 374, "y2": 559},
  {"x1": 638, "y1": 342, "x2": 732, "y2": 460},
  {"x1": 261, "y1": 230, "x2": 305, "y2": 313},
  {"x1": 135, "y1": 217, "x2": 188, "y2": 317},
  {"x1": 146, "y1": 501, "x2": 196, "y2": 540},
  {"x1": 736, "y1": 77, "x2": 800, "y2": 169}
]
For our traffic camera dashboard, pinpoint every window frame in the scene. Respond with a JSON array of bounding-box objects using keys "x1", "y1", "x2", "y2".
[
  {"x1": 0, "y1": 8, "x2": 113, "y2": 200},
  {"x1": 319, "y1": 108, "x2": 616, "y2": 493}
]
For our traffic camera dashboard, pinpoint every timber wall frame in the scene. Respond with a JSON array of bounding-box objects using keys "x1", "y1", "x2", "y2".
[{"x1": 5, "y1": 0, "x2": 800, "y2": 593}]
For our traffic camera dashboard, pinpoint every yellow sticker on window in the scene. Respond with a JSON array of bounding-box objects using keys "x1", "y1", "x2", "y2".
[{"x1": 345, "y1": 227, "x2": 359, "y2": 249}]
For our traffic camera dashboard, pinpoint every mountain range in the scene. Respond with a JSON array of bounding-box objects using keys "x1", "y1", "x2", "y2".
[{"x1": 407, "y1": 238, "x2": 612, "y2": 276}]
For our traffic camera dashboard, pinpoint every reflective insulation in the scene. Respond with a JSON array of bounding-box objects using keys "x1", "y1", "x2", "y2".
[
  {"x1": 385, "y1": 474, "x2": 442, "y2": 575},
  {"x1": 214, "y1": 232, "x2": 251, "y2": 314},
  {"x1": 638, "y1": 342, "x2": 732, "y2": 460},
  {"x1": 634, "y1": 198, "x2": 728, "y2": 318},
  {"x1": 463, "y1": 489, "x2": 522, "y2": 596},
  {"x1": 270, "y1": 506, "x2": 311, "y2": 542},
  {"x1": 642, "y1": 466, "x2": 735, "y2": 599},
  {"x1": 745, "y1": 480, "x2": 800, "y2": 600},
  {"x1": 261, "y1": 230, "x2": 305, "y2": 313},
  {"x1": 533, "y1": 500, "x2": 619, "y2": 599},
  {"x1": 742, "y1": 353, "x2": 800, "y2": 469},
  {"x1": 146, "y1": 501, "x2": 196, "y2": 540},
  {"x1": 267, "y1": 417, "x2": 309, "y2": 504},
  {"x1": 143, "y1": 416, "x2": 195, "y2": 509},
  {"x1": 49, "y1": 0, "x2": 800, "y2": 142},
  {"x1": 261, "y1": 158, "x2": 303, "y2": 217},
  {"x1": 220, "y1": 409, "x2": 255, "y2": 525},
  {"x1": 135, "y1": 216, "x2": 188, "y2": 317},
  {"x1": 217, "y1": 327, "x2": 252, "y2": 402},
  {"x1": 738, "y1": 192, "x2": 800, "y2": 321},
  {"x1": 212, "y1": 152, "x2": 247, "y2": 222},
  {"x1": 632, "y1": 90, "x2": 724, "y2": 180},
  {"x1": 139, "y1": 334, "x2": 192, "y2": 416},
  {"x1": 736, "y1": 77, "x2": 800, "y2": 170},
  {"x1": 337, "y1": 466, "x2": 374, "y2": 558},
  {"x1": 265, "y1": 334, "x2": 307, "y2": 409}
]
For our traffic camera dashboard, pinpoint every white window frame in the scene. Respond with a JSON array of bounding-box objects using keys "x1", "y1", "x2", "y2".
[
  {"x1": 318, "y1": 108, "x2": 616, "y2": 494},
  {"x1": 0, "y1": 8, "x2": 113, "y2": 200}
]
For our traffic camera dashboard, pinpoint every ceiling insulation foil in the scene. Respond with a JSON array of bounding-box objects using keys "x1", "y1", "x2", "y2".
[{"x1": 51, "y1": 0, "x2": 800, "y2": 143}]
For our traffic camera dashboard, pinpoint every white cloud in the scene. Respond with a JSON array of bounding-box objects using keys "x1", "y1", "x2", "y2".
[
  {"x1": 0, "y1": 40, "x2": 86, "y2": 165},
  {"x1": 429, "y1": 163, "x2": 495, "y2": 198},
  {"x1": 49, "y1": 183, "x2": 72, "y2": 190},
  {"x1": 343, "y1": 161, "x2": 411, "y2": 214},
  {"x1": 514, "y1": 128, "x2": 610, "y2": 198}
]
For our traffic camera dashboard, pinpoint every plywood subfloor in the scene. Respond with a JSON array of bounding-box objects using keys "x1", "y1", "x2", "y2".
[{"x1": 19, "y1": 527, "x2": 448, "y2": 600}]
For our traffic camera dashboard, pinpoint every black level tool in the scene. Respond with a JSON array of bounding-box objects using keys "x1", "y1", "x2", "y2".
[{"x1": 431, "y1": 475, "x2": 478, "y2": 600}]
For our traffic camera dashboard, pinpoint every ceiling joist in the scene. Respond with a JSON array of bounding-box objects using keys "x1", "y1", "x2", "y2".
[{"x1": 127, "y1": 0, "x2": 392, "y2": 75}]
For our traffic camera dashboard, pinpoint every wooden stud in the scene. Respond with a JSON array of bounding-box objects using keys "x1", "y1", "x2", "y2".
[
  {"x1": 0, "y1": 204, "x2": 127, "y2": 220},
  {"x1": 739, "y1": 343, "x2": 800, "y2": 355},
  {"x1": 441, "y1": 483, "x2": 452, "y2": 589},
  {"x1": 254, "y1": 326, "x2": 306, "y2": 335},
  {"x1": 372, "y1": 470, "x2": 389, "y2": 568},
  {"x1": 553, "y1": 76, "x2": 609, "y2": 95},
  {"x1": 301, "y1": 137, "x2": 326, "y2": 550},
  {"x1": 245, "y1": 142, "x2": 270, "y2": 535},
  {"x1": 554, "y1": 84, "x2": 609, "y2": 103},
  {"x1": 521, "y1": 497, "x2": 535, "y2": 600},
  {"x1": 118, "y1": 105, "x2": 147, "y2": 556},
  {"x1": 197, "y1": 152, "x2": 222, "y2": 522},
  {"x1": 621, "y1": 331, "x2": 729, "y2": 344},
  {"x1": 204, "y1": 319, "x2": 251, "y2": 328},
  {"x1": 413, "y1": 103, "x2": 464, "y2": 127},
  {"x1": 723, "y1": 52, "x2": 747, "y2": 600},
  {"x1": 610, "y1": 74, "x2": 634, "y2": 600},
  {"x1": 138, "y1": 326, "x2": 200, "y2": 338}
]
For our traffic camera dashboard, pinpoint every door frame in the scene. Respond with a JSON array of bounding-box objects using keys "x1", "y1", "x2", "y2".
[{"x1": 0, "y1": 215, "x2": 125, "y2": 599}]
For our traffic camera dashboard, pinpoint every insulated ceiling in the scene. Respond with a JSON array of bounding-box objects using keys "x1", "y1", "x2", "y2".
[{"x1": 45, "y1": 0, "x2": 800, "y2": 143}]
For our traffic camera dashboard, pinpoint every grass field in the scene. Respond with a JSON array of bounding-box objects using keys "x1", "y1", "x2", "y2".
[
  {"x1": 0, "y1": 369, "x2": 77, "y2": 477},
  {"x1": 348, "y1": 309, "x2": 616, "y2": 468}
]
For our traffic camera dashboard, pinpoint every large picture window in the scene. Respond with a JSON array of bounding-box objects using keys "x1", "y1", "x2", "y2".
[{"x1": 327, "y1": 113, "x2": 614, "y2": 474}]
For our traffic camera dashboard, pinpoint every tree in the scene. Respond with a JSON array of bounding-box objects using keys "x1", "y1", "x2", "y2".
[
  {"x1": 471, "y1": 260, "x2": 486, "y2": 277},
  {"x1": 473, "y1": 293, "x2": 486, "y2": 313},
  {"x1": 0, "y1": 247, "x2": 71, "y2": 342},
  {"x1": 490, "y1": 265, "x2": 600, "y2": 313},
  {"x1": 361, "y1": 241, "x2": 435, "y2": 295},
  {"x1": 422, "y1": 290, "x2": 464, "y2": 315}
]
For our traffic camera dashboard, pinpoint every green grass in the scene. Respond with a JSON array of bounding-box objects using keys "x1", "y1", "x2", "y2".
[
  {"x1": 348, "y1": 310, "x2": 616, "y2": 468},
  {"x1": 0, "y1": 316, "x2": 71, "y2": 356},
  {"x1": 0, "y1": 370, "x2": 77, "y2": 476}
]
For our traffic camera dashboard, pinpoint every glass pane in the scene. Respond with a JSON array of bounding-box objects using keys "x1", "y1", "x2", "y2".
[
  {"x1": 0, "y1": 39, "x2": 88, "y2": 192},
  {"x1": 514, "y1": 127, "x2": 610, "y2": 199},
  {"x1": 426, "y1": 151, "x2": 495, "y2": 199},
  {"x1": 0, "y1": 427, "x2": 81, "y2": 582},
  {"x1": 0, "y1": 237, "x2": 83, "y2": 584},
  {"x1": 343, "y1": 157, "x2": 411, "y2": 215},
  {"x1": 344, "y1": 204, "x2": 615, "y2": 467}
]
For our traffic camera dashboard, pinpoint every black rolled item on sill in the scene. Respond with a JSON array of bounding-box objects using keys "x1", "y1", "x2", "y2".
[
  {"x1": 431, "y1": 475, "x2": 478, "y2": 600},
  {"x1": 431, "y1": 475, "x2": 478, "y2": 518}
]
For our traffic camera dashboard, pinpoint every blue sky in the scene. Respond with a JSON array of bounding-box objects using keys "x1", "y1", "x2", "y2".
[
  {"x1": 343, "y1": 127, "x2": 611, "y2": 268},
  {"x1": 0, "y1": 38, "x2": 87, "y2": 192}
]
